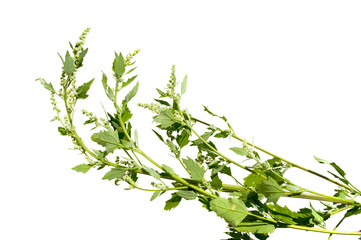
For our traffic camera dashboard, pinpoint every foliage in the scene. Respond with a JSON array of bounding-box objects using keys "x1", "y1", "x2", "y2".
[{"x1": 37, "y1": 28, "x2": 361, "y2": 239}]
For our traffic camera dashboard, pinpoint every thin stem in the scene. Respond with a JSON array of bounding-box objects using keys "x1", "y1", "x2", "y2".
[
  {"x1": 192, "y1": 117, "x2": 357, "y2": 193},
  {"x1": 188, "y1": 125, "x2": 266, "y2": 179},
  {"x1": 286, "y1": 224, "x2": 361, "y2": 236},
  {"x1": 232, "y1": 134, "x2": 355, "y2": 192}
]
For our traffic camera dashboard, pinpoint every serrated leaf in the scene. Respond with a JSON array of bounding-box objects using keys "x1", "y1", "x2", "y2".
[
  {"x1": 121, "y1": 104, "x2": 133, "y2": 123},
  {"x1": 58, "y1": 127, "x2": 67, "y2": 136},
  {"x1": 244, "y1": 173, "x2": 264, "y2": 188},
  {"x1": 102, "y1": 167, "x2": 127, "y2": 180},
  {"x1": 123, "y1": 81, "x2": 139, "y2": 105},
  {"x1": 181, "y1": 75, "x2": 187, "y2": 95},
  {"x1": 38, "y1": 79, "x2": 56, "y2": 93},
  {"x1": 76, "y1": 78, "x2": 94, "y2": 99},
  {"x1": 102, "y1": 72, "x2": 114, "y2": 101},
  {"x1": 63, "y1": 51, "x2": 75, "y2": 76},
  {"x1": 72, "y1": 164, "x2": 92, "y2": 173},
  {"x1": 176, "y1": 129, "x2": 190, "y2": 148},
  {"x1": 267, "y1": 204, "x2": 299, "y2": 224},
  {"x1": 176, "y1": 190, "x2": 196, "y2": 200},
  {"x1": 164, "y1": 194, "x2": 182, "y2": 211},
  {"x1": 230, "y1": 147, "x2": 248, "y2": 156},
  {"x1": 203, "y1": 105, "x2": 227, "y2": 122},
  {"x1": 234, "y1": 222, "x2": 275, "y2": 234},
  {"x1": 112, "y1": 52, "x2": 125, "y2": 78},
  {"x1": 143, "y1": 166, "x2": 160, "y2": 180},
  {"x1": 211, "y1": 174, "x2": 223, "y2": 190},
  {"x1": 91, "y1": 128, "x2": 122, "y2": 153},
  {"x1": 121, "y1": 75, "x2": 138, "y2": 88},
  {"x1": 153, "y1": 110, "x2": 177, "y2": 129},
  {"x1": 257, "y1": 177, "x2": 285, "y2": 203},
  {"x1": 210, "y1": 197, "x2": 248, "y2": 227},
  {"x1": 183, "y1": 157, "x2": 205, "y2": 181},
  {"x1": 76, "y1": 48, "x2": 88, "y2": 67}
]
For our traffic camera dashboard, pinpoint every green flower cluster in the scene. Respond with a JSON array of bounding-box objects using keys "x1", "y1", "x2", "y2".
[{"x1": 125, "y1": 48, "x2": 140, "y2": 66}]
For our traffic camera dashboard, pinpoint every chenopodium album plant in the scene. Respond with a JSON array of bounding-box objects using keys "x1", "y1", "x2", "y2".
[{"x1": 37, "y1": 28, "x2": 361, "y2": 240}]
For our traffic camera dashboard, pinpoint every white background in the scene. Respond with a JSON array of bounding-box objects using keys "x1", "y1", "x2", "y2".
[{"x1": 1, "y1": 1, "x2": 361, "y2": 239}]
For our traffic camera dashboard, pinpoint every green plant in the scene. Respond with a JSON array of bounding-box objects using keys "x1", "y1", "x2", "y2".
[{"x1": 37, "y1": 28, "x2": 361, "y2": 240}]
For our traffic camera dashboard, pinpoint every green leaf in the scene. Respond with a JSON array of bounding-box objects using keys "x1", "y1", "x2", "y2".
[
  {"x1": 153, "y1": 110, "x2": 177, "y2": 129},
  {"x1": 234, "y1": 222, "x2": 275, "y2": 234},
  {"x1": 112, "y1": 52, "x2": 125, "y2": 78},
  {"x1": 126, "y1": 67, "x2": 137, "y2": 75},
  {"x1": 38, "y1": 79, "x2": 56, "y2": 93},
  {"x1": 156, "y1": 88, "x2": 167, "y2": 98},
  {"x1": 101, "y1": 72, "x2": 114, "y2": 101},
  {"x1": 152, "y1": 129, "x2": 164, "y2": 142},
  {"x1": 154, "y1": 98, "x2": 171, "y2": 106},
  {"x1": 72, "y1": 164, "x2": 92, "y2": 173},
  {"x1": 314, "y1": 156, "x2": 347, "y2": 178},
  {"x1": 214, "y1": 129, "x2": 231, "y2": 138},
  {"x1": 121, "y1": 104, "x2": 133, "y2": 123},
  {"x1": 102, "y1": 167, "x2": 127, "y2": 180},
  {"x1": 344, "y1": 206, "x2": 361, "y2": 218},
  {"x1": 211, "y1": 174, "x2": 223, "y2": 190},
  {"x1": 210, "y1": 197, "x2": 248, "y2": 227},
  {"x1": 310, "y1": 203, "x2": 324, "y2": 224},
  {"x1": 91, "y1": 128, "x2": 122, "y2": 153},
  {"x1": 121, "y1": 75, "x2": 138, "y2": 88},
  {"x1": 267, "y1": 204, "x2": 299, "y2": 224},
  {"x1": 143, "y1": 166, "x2": 161, "y2": 180},
  {"x1": 76, "y1": 78, "x2": 94, "y2": 99},
  {"x1": 244, "y1": 173, "x2": 264, "y2": 188},
  {"x1": 150, "y1": 190, "x2": 162, "y2": 201},
  {"x1": 58, "y1": 127, "x2": 67, "y2": 136},
  {"x1": 176, "y1": 190, "x2": 196, "y2": 200},
  {"x1": 176, "y1": 129, "x2": 190, "y2": 148},
  {"x1": 314, "y1": 155, "x2": 330, "y2": 164},
  {"x1": 76, "y1": 48, "x2": 88, "y2": 67},
  {"x1": 162, "y1": 164, "x2": 176, "y2": 175},
  {"x1": 203, "y1": 105, "x2": 227, "y2": 122},
  {"x1": 257, "y1": 177, "x2": 285, "y2": 203},
  {"x1": 230, "y1": 147, "x2": 248, "y2": 156},
  {"x1": 192, "y1": 131, "x2": 213, "y2": 145},
  {"x1": 182, "y1": 157, "x2": 205, "y2": 181},
  {"x1": 164, "y1": 194, "x2": 182, "y2": 211},
  {"x1": 181, "y1": 75, "x2": 187, "y2": 95},
  {"x1": 122, "y1": 81, "x2": 139, "y2": 105},
  {"x1": 330, "y1": 162, "x2": 346, "y2": 178},
  {"x1": 63, "y1": 51, "x2": 75, "y2": 76}
]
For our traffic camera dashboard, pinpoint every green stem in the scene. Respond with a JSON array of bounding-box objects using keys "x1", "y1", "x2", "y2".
[
  {"x1": 192, "y1": 117, "x2": 356, "y2": 193},
  {"x1": 188, "y1": 125, "x2": 266, "y2": 179},
  {"x1": 232, "y1": 134, "x2": 354, "y2": 192},
  {"x1": 286, "y1": 224, "x2": 361, "y2": 236}
]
